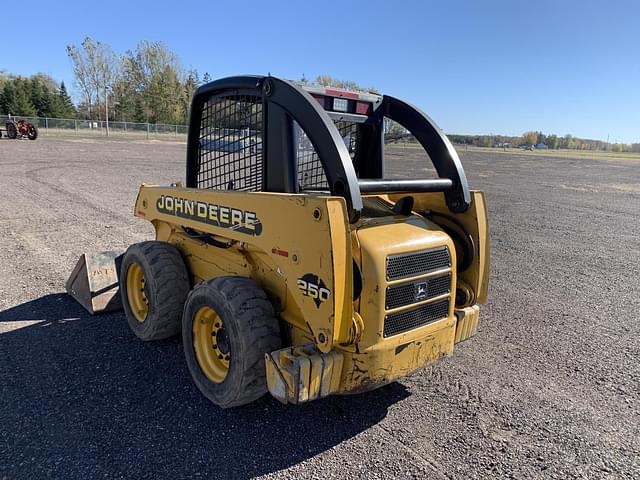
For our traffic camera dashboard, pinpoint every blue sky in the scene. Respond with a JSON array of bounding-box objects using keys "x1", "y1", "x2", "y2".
[{"x1": 6, "y1": 0, "x2": 640, "y2": 142}]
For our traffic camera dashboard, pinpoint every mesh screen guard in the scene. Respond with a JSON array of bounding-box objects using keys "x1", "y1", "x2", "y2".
[
  {"x1": 296, "y1": 121, "x2": 358, "y2": 191},
  {"x1": 196, "y1": 94, "x2": 263, "y2": 191},
  {"x1": 196, "y1": 93, "x2": 360, "y2": 194}
]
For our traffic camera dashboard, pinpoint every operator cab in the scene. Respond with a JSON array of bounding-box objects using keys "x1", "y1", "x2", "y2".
[{"x1": 187, "y1": 76, "x2": 470, "y2": 223}]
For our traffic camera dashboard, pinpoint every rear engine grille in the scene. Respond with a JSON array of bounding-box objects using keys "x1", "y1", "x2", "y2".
[
  {"x1": 385, "y1": 274, "x2": 451, "y2": 310},
  {"x1": 384, "y1": 299, "x2": 450, "y2": 337},
  {"x1": 386, "y1": 247, "x2": 450, "y2": 281}
]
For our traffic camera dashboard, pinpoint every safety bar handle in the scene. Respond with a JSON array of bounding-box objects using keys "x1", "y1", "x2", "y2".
[{"x1": 358, "y1": 179, "x2": 453, "y2": 194}]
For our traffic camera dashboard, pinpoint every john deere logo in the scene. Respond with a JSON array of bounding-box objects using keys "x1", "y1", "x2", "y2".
[
  {"x1": 156, "y1": 195, "x2": 262, "y2": 236},
  {"x1": 415, "y1": 282, "x2": 428, "y2": 301}
]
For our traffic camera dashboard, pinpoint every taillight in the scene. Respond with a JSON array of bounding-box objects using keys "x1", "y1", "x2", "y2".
[{"x1": 356, "y1": 102, "x2": 370, "y2": 115}]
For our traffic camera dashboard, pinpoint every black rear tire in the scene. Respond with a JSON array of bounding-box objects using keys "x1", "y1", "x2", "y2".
[
  {"x1": 6, "y1": 122, "x2": 17, "y2": 139},
  {"x1": 182, "y1": 276, "x2": 282, "y2": 408},
  {"x1": 120, "y1": 241, "x2": 190, "y2": 341}
]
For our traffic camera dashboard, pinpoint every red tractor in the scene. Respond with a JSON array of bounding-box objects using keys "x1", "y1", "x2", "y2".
[{"x1": 0, "y1": 118, "x2": 38, "y2": 140}]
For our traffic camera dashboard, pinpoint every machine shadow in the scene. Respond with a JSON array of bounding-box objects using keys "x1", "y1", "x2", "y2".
[{"x1": 0, "y1": 294, "x2": 409, "y2": 479}]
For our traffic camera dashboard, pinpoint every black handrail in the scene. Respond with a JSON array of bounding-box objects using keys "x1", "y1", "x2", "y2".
[
  {"x1": 358, "y1": 179, "x2": 453, "y2": 194},
  {"x1": 377, "y1": 95, "x2": 471, "y2": 213},
  {"x1": 262, "y1": 77, "x2": 363, "y2": 220}
]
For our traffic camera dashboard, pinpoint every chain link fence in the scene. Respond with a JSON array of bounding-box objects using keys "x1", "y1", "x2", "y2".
[
  {"x1": 0, "y1": 115, "x2": 188, "y2": 141},
  {"x1": 0, "y1": 115, "x2": 419, "y2": 146}
]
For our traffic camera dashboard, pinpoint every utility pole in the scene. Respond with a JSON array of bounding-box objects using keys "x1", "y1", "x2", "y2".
[{"x1": 105, "y1": 86, "x2": 109, "y2": 137}]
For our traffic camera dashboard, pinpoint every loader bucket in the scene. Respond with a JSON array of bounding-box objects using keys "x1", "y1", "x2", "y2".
[{"x1": 66, "y1": 251, "x2": 124, "y2": 315}]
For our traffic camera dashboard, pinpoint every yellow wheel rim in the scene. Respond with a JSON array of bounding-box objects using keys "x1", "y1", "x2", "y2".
[
  {"x1": 126, "y1": 262, "x2": 149, "y2": 322},
  {"x1": 193, "y1": 306, "x2": 230, "y2": 383}
]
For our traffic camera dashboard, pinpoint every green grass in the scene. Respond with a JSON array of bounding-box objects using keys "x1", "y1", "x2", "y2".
[
  {"x1": 387, "y1": 140, "x2": 640, "y2": 159},
  {"x1": 456, "y1": 145, "x2": 640, "y2": 160},
  {"x1": 34, "y1": 128, "x2": 187, "y2": 143}
]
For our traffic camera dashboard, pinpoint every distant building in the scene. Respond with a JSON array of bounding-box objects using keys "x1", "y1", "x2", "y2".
[{"x1": 535, "y1": 143, "x2": 549, "y2": 150}]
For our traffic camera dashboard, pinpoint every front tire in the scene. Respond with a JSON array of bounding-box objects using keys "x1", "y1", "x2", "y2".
[
  {"x1": 27, "y1": 125, "x2": 38, "y2": 140},
  {"x1": 120, "y1": 241, "x2": 190, "y2": 341},
  {"x1": 182, "y1": 276, "x2": 281, "y2": 408}
]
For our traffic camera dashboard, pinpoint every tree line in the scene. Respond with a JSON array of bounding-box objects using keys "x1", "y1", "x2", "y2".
[
  {"x1": 447, "y1": 131, "x2": 640, "y2": 153},
  {"x1": 302, "y1": 74, "x2": 379, "y2": 94},
  {"x1": 66, "y1": 37, "x2": 202, "y2": 125},
  {"x1": 1, "y1": 40, "x2": 638, "y2": 151},
  {"x1": 0, "y1": 73, "x2": 76, "y2": 119}
]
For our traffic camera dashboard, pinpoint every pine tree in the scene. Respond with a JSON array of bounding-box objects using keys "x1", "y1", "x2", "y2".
[
  {"x1": 29, "y1": 77, "x2": 56, "y2": 117},
  {"x1": 57, "y1": 81, "x2": 76, "y2": 118},
  {"x1": 15, "y1": 88, "x2": 37, "y2": 117},
  {"x1": 134, "y1": 97, "x2": 146, "y2": 123},
  {"x1": 0, "y1": 83, "x2": 10, "y2": 113},
  {"x1": 182, "y1": 71, "x2": 199, "y2": 123},
  {"x1": 2, "y1": 80, "x2": 36, "y2": 116}
]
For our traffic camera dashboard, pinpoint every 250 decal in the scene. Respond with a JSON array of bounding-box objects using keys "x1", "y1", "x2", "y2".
[{"x1": 297, "y1": 273, "x2": 331, "y2": 308}]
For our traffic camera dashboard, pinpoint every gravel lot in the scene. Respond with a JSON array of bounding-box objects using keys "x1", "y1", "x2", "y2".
[{"x1": 0, "y1": 137, "x2": 638, "y2": 479}]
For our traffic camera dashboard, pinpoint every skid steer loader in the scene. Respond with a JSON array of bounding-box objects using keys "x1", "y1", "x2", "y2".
[{"x1": 118, "y1": 75, "x2": 489, "y2": 408}]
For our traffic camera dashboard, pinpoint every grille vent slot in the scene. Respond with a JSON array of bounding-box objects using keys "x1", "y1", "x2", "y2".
[
  {"x1": 384, "y1": 299, "x2": 450, "y2": 337},
  {"x1": 385, "y1": 274, "x2": 451, "y2": 310},
  {"x1": 386, "y1": 247, "x2": 450, "y2": 281}
]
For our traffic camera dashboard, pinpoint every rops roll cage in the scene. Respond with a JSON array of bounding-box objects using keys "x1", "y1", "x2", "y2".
[{"x1": 186, "y1": 75, "x2": 471, "y2": 223}]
